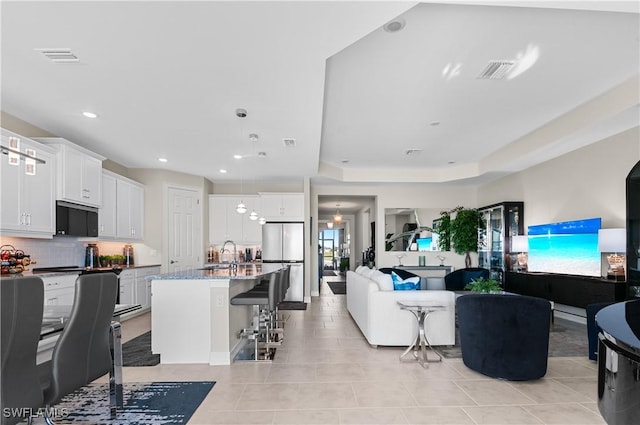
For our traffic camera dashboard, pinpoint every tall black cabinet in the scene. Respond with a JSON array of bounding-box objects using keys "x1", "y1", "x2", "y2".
[
  {"x1": 477, "y1": 202, "x2": 524, "y2": 282},
  {"x1": 626, "y1": 160, "x2": 640, "y2": 299}
]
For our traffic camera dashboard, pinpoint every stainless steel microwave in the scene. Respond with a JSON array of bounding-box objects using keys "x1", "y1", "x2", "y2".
[{"x1": 56, "y1": 201, "x2": 99, "y2": 237}]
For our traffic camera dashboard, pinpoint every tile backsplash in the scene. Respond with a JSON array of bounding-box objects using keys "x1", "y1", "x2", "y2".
[
  {"x1": 1, "y1": 236, "x2": 85, "y2": 268},
  {"x1": 0, "y1": 237, "x2": 153, "y2": 269}
]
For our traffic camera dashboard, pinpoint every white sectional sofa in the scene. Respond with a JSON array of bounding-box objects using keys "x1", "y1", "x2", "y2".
[{"x1": 346, "y1": 267, "x2": 456, "y2": 347}]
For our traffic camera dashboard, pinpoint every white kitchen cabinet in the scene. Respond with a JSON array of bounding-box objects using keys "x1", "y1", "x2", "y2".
[
  {"x1": 36, "y1": 137, "x2": 104, "y2": 208},
  {"x1": 135, "y1": 266, "x2": 160, "y2": 312},
  {"x1": 42, "y1": 274, "x2": 78, "y2": 306},
  {"x1": 119, "y1": 269, "x2": 135, "y2": 305},
  {"x1": 259, "y1": 193, "x2": 304, "y2": 221},
  {"x1": 209, "y1": 195, "x2": 260, "y2": 244},
  {"x1": 116, "y1": 178, "x2": 144, "y2": 240},
  {"x1": 242, "y1": 197, "x2": 262, "y2": 242},
  {"x1": 99, "y1": 171, "x2": 117, "y2": 238},
  {"x1": 0, "y1": 129, "x2": 56, "y2": 238}
]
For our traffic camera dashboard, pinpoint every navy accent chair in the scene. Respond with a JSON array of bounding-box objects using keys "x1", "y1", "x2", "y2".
[
  {"x1": 457, "y1": 293, "x2": 551, "y2": 380},
  {"x1": 444, "y1": 267, "x2": 490, "y2": 291},
  {"x1": 586, "y1": 302, "x2": 616, "y2": 361}
]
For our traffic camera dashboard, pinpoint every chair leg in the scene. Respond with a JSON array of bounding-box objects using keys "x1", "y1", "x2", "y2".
[
  {"x1": 43, "y1": 405, "x2": 56, "y2": 425},
  {"x1": 109, "y1": 321, "x2": 123, "y2": 418}
]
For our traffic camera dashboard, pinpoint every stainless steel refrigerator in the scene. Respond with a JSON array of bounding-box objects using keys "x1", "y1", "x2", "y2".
[{"x1": 261, "y1": 222, "x2": 304, "y2": 302}]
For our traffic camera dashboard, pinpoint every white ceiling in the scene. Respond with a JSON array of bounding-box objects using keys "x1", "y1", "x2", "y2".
[{"x1": 2, "y1": 1, "x2": 639, "y2": 195}]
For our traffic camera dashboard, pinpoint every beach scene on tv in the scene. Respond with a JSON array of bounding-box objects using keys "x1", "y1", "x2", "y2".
[{"x1": 527, "y1": 217, "x2": 601, "y2": 277}]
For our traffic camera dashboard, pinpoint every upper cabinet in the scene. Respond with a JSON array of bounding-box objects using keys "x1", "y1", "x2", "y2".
[
  {"x1": 35, "y1": 137, "x2": 105, "y2": 208},
  {"x1": 116, "y1": 176, "x2": 144, "y2": 240},
  {"x1": 99, "y1": 171, "x2": 117, "y2": 238},
  {"x1": 259, "y1": 193, "x2": 304, "y2": 222},
  {"x1": 99, "y1": 170, "x2": 144, "y2": 241},
  {"x1": 209, "y1": 195, "x2": 261, "y2": 244},
  {"x1": 1, "y1": 129, "x2": 56, "y2": 238}
]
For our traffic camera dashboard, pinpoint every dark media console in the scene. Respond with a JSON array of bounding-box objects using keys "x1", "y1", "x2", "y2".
[{"x1": 504, "y1": 272, "x2": 627, "y2": 309}]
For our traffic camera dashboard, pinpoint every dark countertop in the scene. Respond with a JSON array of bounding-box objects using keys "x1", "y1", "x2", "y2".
[
  {"x1": 596, "y1": 300, "x2": 640, "y2": 355},
  {"x1": 3, "y1": 264, "x2": 162, "y2": 278}
]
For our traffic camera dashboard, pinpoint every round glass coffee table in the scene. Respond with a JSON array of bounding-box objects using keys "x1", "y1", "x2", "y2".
[{"x1": 397, "y1": 300, "x2": 446, "y2": 368}]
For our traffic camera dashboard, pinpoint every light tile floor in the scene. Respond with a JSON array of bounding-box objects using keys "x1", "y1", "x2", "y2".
[{"x1": 116, "y1": 277, "x2": 606, "y2": 425}]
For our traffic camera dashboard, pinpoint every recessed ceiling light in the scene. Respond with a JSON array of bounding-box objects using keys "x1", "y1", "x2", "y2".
[
  {"x1": 82, "y1": 111, "x2": 97, "y2": 118},
  {"x1": 448, "y1": 160, "x2": 456, "y2": 164},
  {"x1": 341, "y1": 159, "x2": 350, "y2": 164},
  {"x1": 248, "y1": 133, "x2": 259, "y2": 142},
  {"x1": 219, "y1": 169, "x2": 227, "y2": 173},
  {"x1": 158, "y1": 157, "x2": 168, "y2": 163},
  {"x1": 383, "y1": 18, "x2": 406, "y2": 33},
  {"x1": 258, "y1": 151, "x2": 267, "y2": 157},
  {"x1": 430, "y1": 121, "x2": 440, "y2": 126},
  {"x1": 233, "y1": 154, "x2": 243, "y2": 159}
]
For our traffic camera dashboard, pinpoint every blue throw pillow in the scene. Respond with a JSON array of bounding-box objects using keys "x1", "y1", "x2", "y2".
[{"x1": 391, "y1": 271, "x2": 420, "y2": 291}]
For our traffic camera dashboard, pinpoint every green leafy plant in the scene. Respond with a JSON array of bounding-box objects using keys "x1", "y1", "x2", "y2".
[
  {"x1": 435, "y1": 207, "x2": 461, "y2": 251},
  {"x1": 464, "y1": 277, "x2": 502, "y2": 293},
  {"x1": 451, "y1": 207, "x2": 481, "y2": 267}
]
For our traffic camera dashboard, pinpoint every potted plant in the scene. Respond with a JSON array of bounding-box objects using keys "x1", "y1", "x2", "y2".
[
  {"x1": 464, "y1": 277, "x2": 502, "y2": 293},
  {"x1": 435, "y1": 206, "x2": 462, "y2": 252},
  {"x1": 450, "y1": 207, "x2": 481, "y2": 268}
]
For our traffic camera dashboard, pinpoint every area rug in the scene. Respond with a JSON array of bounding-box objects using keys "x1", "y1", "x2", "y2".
[
  {"x1": 54, "y1": 381, "x2": 214, "y2": 424},
  {"x1": 122, "y1": 331, "x2": 160, "y2": 366},
  {"x1": 327, "y1": 281, "x2": 346, "y2": 295},
  {"x1": 323, "y1": 270, "x2": 338, "y2": 277},
  {"x1": 278, "y1": 301, "x2": 307, "y2": 310},
  {"x1": 434, "y1": 317, "x2": 588, "y2": 359}
]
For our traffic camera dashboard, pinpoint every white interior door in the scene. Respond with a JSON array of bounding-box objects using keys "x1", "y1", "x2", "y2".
[{"x1": 167, "y1": 186, "x2": 202, "y2": 273}]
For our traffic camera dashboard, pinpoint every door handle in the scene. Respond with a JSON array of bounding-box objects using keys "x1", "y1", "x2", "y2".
[{"x1": 170, "y1": 260, "x2": 179, "y2": 264}]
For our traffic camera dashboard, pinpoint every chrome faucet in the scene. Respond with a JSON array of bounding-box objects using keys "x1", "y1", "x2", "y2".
[{"x1": 221, "y1": 240, "x2": 237, "y2": 264}]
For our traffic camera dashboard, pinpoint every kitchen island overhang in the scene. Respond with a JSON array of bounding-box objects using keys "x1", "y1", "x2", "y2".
[{"x1": 148, "y1": 264, "x2": 282, "y2": 365}]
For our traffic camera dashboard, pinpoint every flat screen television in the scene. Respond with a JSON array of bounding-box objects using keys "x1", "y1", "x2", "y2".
[{"x1": 527, "y1": 217, "x2": 601, "y2": 277}]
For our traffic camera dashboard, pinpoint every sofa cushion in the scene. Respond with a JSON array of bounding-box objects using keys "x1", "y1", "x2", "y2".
[
  {"x1": 391, "y1": 271, "x2": 420, "y2": 291},
  {"x1": 360, "y1": 267, "x2": 377, "y2": 279},
  {"x1": 372, "y1": 272, "x2": 394, "y2": 291}
]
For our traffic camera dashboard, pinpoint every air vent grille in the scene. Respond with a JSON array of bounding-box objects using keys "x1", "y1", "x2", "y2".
[
  {"x1": 36, "y1": 48, "x2": 79, "y2": 63},
  {"x1": 405, "y1": 149, "x2": 422, "y2": 156},
  {"x1": 283, "y1": 138, "x2": 296, "y2": 147},
  {"x1": 477, "y1": 60, "x2": 514, "y2": 80}
]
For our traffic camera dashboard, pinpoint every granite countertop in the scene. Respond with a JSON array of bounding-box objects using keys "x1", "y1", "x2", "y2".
[{"x1": 148, "y1": 264, "x2": 279, "y2": 281}]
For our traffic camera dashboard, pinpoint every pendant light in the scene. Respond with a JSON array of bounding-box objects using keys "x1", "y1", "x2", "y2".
[
  {"x1": 249, "y1": 210, "x2": 258, "y2": 220},
  {"x1": 333, "y1": 204, "x2": 343, "y2": 224},
  {"x1": 258, "y1": 216, "x2": 266, "y2": 225},
  {"x1": 327, "y1": 221, "x2": 334, "y2": 229},
  {"x1": 235, "y1": 108, "x2": 247, "y2": 214}
]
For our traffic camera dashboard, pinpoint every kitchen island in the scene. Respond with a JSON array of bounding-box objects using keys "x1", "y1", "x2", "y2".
[{"x1": 149, "y1": 264, "x2": 279, "y2": 365}]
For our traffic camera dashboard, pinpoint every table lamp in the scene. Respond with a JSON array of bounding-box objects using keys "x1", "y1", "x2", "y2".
[
  {"x1": 511, "y1": 235, "x2": 528, "y2": 272},
  {"x1": 598, "y1": 228, "x2": 626, "y2": 280}
]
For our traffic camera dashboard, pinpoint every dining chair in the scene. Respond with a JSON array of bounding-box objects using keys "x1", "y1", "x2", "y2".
[
  {"x1": 38, "y1": 272, "x2": 118, "y2": 424},
  {"x1": 1, "y1": 276, "x2": 45, "y2": 425}
]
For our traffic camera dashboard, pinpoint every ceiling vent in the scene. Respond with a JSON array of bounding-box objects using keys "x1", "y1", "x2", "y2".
[
  {"x1": 282, "y1": 138, "x2": 296, "y2": 148},
  {"x1": 36, "y1": 48, "x2": 79, "y2": 63},
  {"x1": 477, "y1": 60, "x2": 514, "y2": 80},
  {"x1": 405, "y1": 149, "x2": 422, "y2": 156}
]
